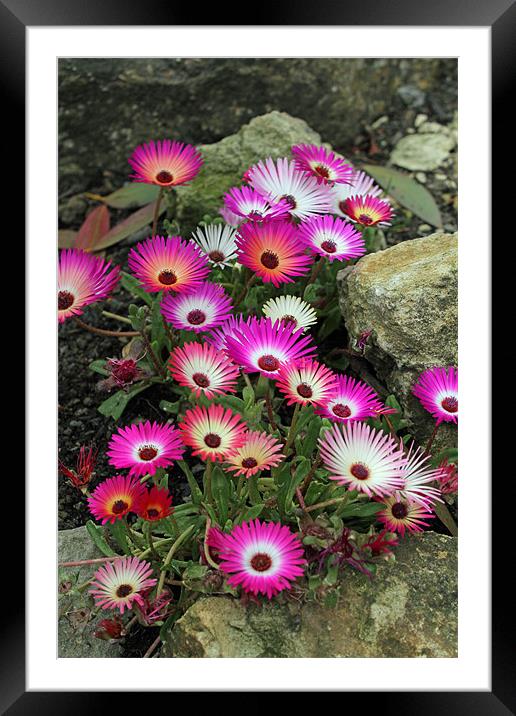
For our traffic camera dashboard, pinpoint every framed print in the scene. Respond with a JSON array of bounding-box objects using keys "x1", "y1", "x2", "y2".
[{"x1": 3, "y1": 0, "x2": 509, "y2": 709}]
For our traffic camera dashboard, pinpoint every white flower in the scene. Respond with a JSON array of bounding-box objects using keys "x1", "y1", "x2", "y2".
[{"x1": 191, "y1": 223, "x2": 238, "y2": 268}]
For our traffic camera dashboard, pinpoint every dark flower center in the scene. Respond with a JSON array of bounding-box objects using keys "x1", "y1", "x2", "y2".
[
  {"x1": 258, "y1": 354, "x2": 280, "y2": 372},
  {"x1": 116, "y1": 584, "x2": 134, "y2": 598},
  {"x1": 260, "y1": 251, "x2": 280, "y2": 269},
  {"x1": 332, "y1": 403, "x2": 352, "y2": 418},
  {"x1": 280, "y1": 194, "x2": 297, "y2": 209},
  {"x1": 158, "y1": 269, "x2": 177, "y2": 286},
  {"x1": 391, "y1": 501, "x2": 408, "y2": 519},
  {"x1": 58, "y1": 290, "x2": 74, "y2": 310},
  {"x1": 297, "y1": 382, "x2": 313, "y2": 399},
  {"x1": 146, "y1": 508, "x2": 160, "y2": 520},
  {"x1": 441, "y1": 396, "x2": 458, "y2": 413},
  {"x1": 314, "y1": 164, "x2": 330, "y2": 179},
  {"x1": 250, "y1": 552, "x2": 272, "y2": 572},
  {"x1": 242, "y1": 457, "x2": 258, "y2": 469},
  {"x1": 112, "y1": 500, "x2": 128, "y2": 515},
  {"x1": 204, "y1": 433, "x2": 221, "y2": 448},
  {"x1": 187, "y1": 309, "x2": 206, "y2": 326},
  {"x1": 192, "y1": 372, "x2": 210, "y2": 388},
  {"x1": 138, "y1": 445, "x2": 158, "y2": 461},
  {"x1": 350, "y1": 463, "x2": 369, "y2": 480},
  {"x1": 358, "y1": 213, "x2": 374, "y2": 225},
  {"x1": 209, "y1": 250, "x2": 225, "y2": 263},
  {"x1": 281, "y1": 314, "x2": 298, "y2": 328},
  {"x1": 248, "y1": 210, "x2": 265, "y2": 220},
  {"x1": 156, "y1": 170, "x2": 174, "y2": 185},
  {"x1": 320, "y1": 240, "x2": 337, "y2": 254}
]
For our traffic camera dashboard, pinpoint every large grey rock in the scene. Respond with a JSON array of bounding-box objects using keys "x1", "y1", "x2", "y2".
[
  {"x1": 164, "y1": 532, "x2": 457, "y2": 658},
  {"x1": 337, "y1": 231, "x2": 457, "y2": 449},
  {"x1": 173, "y1": 111, "x2": 320, "y2": 233},
  {"x1": 58, "y1": 526, "x2": 123, "y2": 658},
  {"x1": 391, "y1": 130, "x2": 455, "y2": 171},
  {"x1": 58, "y1": 58, "x2": 456, "y2": 197}
]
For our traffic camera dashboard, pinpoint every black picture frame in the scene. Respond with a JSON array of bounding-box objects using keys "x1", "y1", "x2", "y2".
[{"x1": 7, "y1": 0, "x2": 506, "y2": 710}]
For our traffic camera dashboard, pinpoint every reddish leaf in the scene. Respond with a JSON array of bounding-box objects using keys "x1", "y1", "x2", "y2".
[
  {"x1": 92, "y1": 200, "x2": 165, "y2": 252},
  {"x1": 85, "y1": 184, "x2": 160, "y2": 209},
  {"x1": 75, "y1": 205, "x2": 111, "y2": 250}
]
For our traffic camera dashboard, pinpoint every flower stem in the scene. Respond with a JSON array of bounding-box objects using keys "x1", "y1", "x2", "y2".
[
  {"x1": 101, "y1": 310, "x2": 133, "y2": 325},
  {"x1": 140, "y1": 329, "x2": 166, "y2": 379},
  {"x1": 203, "y1": 517, "x2": 220, "y2": 570},
  {"x1": 59, "y1": 556, "x2": 120, "y2": 568},
  {"x1": 73, "y1": 316, "x2": 139, "y2": 338},
  {"x1": 156, "y1": 525, "x2": 195, "y2": 596},
  {"x1": 305, "y1": 496, "x2": 348, "y2": 513},
  {"x1": 235, "y1": 273, "x2": 257, "y2": 306},
  {"x1": 424, "y1": 422, "x2": 441, "y2": 456},
  {"x1": 300, "y1": 452, "x2": 323, "y2": 495},
  {"x1": 152, "y1": 187, "x2": 165, "y2": 237},
  {"x1": 283, "y1": 403, "x2": 301, "y2": 455},
  {"x1": 265, "y1": 386, "x2": 278, "y2": 431},
  {"x1": 143, "y1": 634, "x2": 162, "y2": 658},
  {"x1": 303, "y1": 256, "x2": 323, "y2": 297}
]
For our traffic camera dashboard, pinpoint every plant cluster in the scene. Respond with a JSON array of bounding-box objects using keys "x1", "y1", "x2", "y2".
[{"x1": 58, "y1": 138, "x2": 458, "y2": 651}]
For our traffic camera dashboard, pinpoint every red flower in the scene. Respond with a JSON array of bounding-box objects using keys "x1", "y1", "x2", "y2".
[
  {"x1": 134, "y1": 485, "x2": 173, "y2": 522},
  {"x1": 58, "y1": 445, "x2": 98, "y2": 492},
  {"x1": 93, "y1": 616, "x2": 124, "y2": 641},
  {"x1": 364, "y1": 529, "x2": 399, "y2": 558}
]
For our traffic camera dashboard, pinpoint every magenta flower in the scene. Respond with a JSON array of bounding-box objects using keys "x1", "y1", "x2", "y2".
[
  {"x1": 160, "y1": 282, "x2": 233, "y2": 333},
  {"x1": 87, "y1": 474, "x2": 146, "y2": 525},
  {"x1": 412, "y1": 366, "x2": 458, "y2": 424},
  {"x1": 225, "y1": 317, "x2": 316, "y2": 379},
  {"x1": 107, "y1": 421, "x2": 184, "y2": 478},
  {"x1": 318, "y1": 421, "x2": 406, "y2": 498},
  {"x1": 376, "y1": 494, "x2": 434, "y2": 536},
  {"x1": 247, "y1": 157, "x2": 333, "y2": 220},
  {"x1": 224, "y1": 185, "x2": 290, "y2": 221},
  {"x1": 331, "y1": 169, "x2": 383, "y2": 216},
  {"x1": 58, "y1": 249, "x2": 120, "y2": 323},
  {"x1": 168, "y1": 341, "x2": 240, "y2": 399},
  {"x1": 128, "y1": 235, "x2": 210, "y2": 294},
  {"x1": 179, "y1": 404, "x2": 247, "y2": 462},
  {"x1": 315, "y1": 375, "x2": 386, "y2": 423},
  {"x1": 236, "y1": 219, "x2": 313, "y2": 288},
  {"x1": 206, "y1": 314, "x2": 253, "y2": 353},
  {"x1": 341, "y1": 194, "x2": 394, "y2": 227},
  {"x1": 225, "y1": 431, "x2": 285, "y2": 478},
  {"x1": 276, "y1": 359, "x2": 337, "y2": 407},
  {"x1": 128, "y1": 139, "x2": 203, "y2": 187},
  {"x1": 207, "y1": 519, "x2": 306, "y2": 599},
  {"x1": 437, "y1": 460, "x2": 458, "y2": 495},
  {"x1": 298, "y1": 214, "x2": 365, "y2": 262},
  {"x1": 89, "y1": 557, "x2": 157, "y2": 614},
  {"x1": 291, "y1": 144, "x2": 353, "y2": 185}
]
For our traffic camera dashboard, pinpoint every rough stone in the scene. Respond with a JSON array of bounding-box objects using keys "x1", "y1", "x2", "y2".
[
  {"x1": 164, "y1": 532, "x2": 457, "y2": 658},
  {"x1": 173, "y1": 111, "x2": 320, "y2": 233},
  {"x1": 58, "y1": 526, "x2": 123, "y2": 658},
  {"x1": 391, "y1": 128, "x2": 456, "y2": 171},
  {"x1": 337, "y1": 232, "x2": 457, "y2": 449},
  {"x1": 58, "y1": 58, "x2": 457, "y2": 197}
]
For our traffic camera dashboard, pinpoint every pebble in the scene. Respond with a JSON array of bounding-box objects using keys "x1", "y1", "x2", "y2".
[
  {"x1": 415, "y1": 172, "x2": 427, "y2": 183},
  {"x1": 414, "y1": 114, "x2": 428, "y2": 128}
]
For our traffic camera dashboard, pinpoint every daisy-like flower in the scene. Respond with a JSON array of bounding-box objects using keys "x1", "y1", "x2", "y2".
[
  {"x1": 134, "y1": 485, "x2": 173, "y2": 522},
  {"x1": 128, "y1": 139, "x2": 203, "y2": 187},
  {"x1": 236, "y1": 220, "x2": 313, "y2": 287},
  {"x1": 225, "y1": 431, "x2": 284, "y2": 478},
  {"x1": 412, "y1": 366, "x2": 458, "y2": 425},
  {"x1": 397, "y1": 443, "x2": 443, "y2": 509},
  {"x1": 276, "y1": 359, "x2": 337, "y2": 407},
  {"x1": 219, "y1": 205, "x2": 242, "y2": 228},
  {"x1": 341, "y1": 195, "x2": 394, "y2": 227},
  {"x1": 298, "y1": 215, "x2": 366, "y2": 262},
  {"x1": 128, "y1": 235, "x2": 210, "y2": 294},
  {"x1": 223, "y1": 186, "x2": 290, "y2": 221},
  {"x1": 160, "y1": 282, "x2": 233, "y2": 333},
  {"x1": 87, "y1": 474, "x2": 146, "y2": 525},
  {"x1": 262, "y1": 295, "x2": 317, "y2": 332},
  {"x1": 89, "y1": 557, "x2": 157, "y2": 614},
  {"x1": 331, "y1": 170, "x2": 382, "y2": 216},
  {"x1": 318, "y1": 421, "x2": 406, "y2": 498},
  {"x1": 376, "y1": 494, "x2": 434, "y2": 536},
  {"x1": 179, "y1": 404, "x2": 247, "y2": 462},
  {"x1": 191, "y1": 223, "x2": 238, "y2": 268},
  {"x1": 315, "y1": 375, "x2": 385, "y2": 423},
  {"x1": 226, "y1": 317, "x2": 316, "y2": 379},
  {"x1": 58, "y1": 249, "x2": 120, "y2": 323},
  {"x1": 207, "y1": 519, "x2": 305, "y2": 599},
  {"x1": 206, "y1": 314, "x2": 252, "y2": 354},
  {"x1": 168, "y1": 342, "x2": 239, "y2": 399},
  {"x1": 291, "y1": 144, "x2": 353, "y2": 185},
  {"x1": 248, "y1": 157, "x2": 333, "y2": 220},
  {"x1": 107, "y1": 421, "x2": 184, "y2": 478}
]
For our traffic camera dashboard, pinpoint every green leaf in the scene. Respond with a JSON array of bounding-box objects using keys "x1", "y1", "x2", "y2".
[
  {"x1": 236, "y1": 504, "x2": 264, "y2": 524},
  {"x1": 88, "y1": 359, "x2": 109, "y2": 376},
  {"x1": 86, "y1": 184, "x2": 160, "y2": 209},
  {"x1": 431, "y1": 447, "x2": 458, "y2": 467},
  {"x1": 338, "y1": 501, "x2": 384, "y2": 518},
  {"x1": 97, "y1": 383, "x2": 151, "y2": 421},
  {"x1": 120, "y1": 271, "x2": 153, "y2": 306},
  {"x1": 108, "y1": 521, "x2": 131, "y2": 554},
  {"x1": 159, "y1": 399, "x2": 180, "y2": 416},
  {"x1": 211, "y1": 466, "x2": 230, "y2": 525},
  {"x1": 317, "y1": 306, "x2": 342, "y2": 341},
  {"x1": 362, "y1": 164, "x2": 443, "y2": 228},
  {"x1": 92, "y1": 200, "x2": 166, "y2": 251},
  {"x1": 299, "y1": 415, "x2": 322, "y2": 459},
  {"x1": 85, "y1": 520, "x2": 117, "y2": 556},
  {"x1": 177, "y1": 461, "x2": 203, "y2": 504}
]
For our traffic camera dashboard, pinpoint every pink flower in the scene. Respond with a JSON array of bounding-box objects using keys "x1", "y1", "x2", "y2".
[
  {"x1": 58, "y1": 249, "x2": 120, "y2": 323},
  {"x1": 412, "y1": 366, "x2": 458, "y2": 424},
  {"x1": 376, "y1": 494, "x2": 434, "y2": 536},
  {"x1": 292, "y1": 144, "x2": 353, "y2": 185},
  {"x1": 276, "y1": 359, "x2": 337, "y2": 407},
  {"x1": 179, "y1": 404, "x2": 247, "y2": 462},
  {"x1": 168, "y1": 341, "x2": 240, "y2": 399},
  {"x1": 107, "y1": 421, "x2": 184, "y2": 478},
  {"x1": 225, "y1": 431, "x2": 284, "y2": 478},
  {"x1": 128, "y1": 139, "x2": 203, "y2": 187},
  {"x1": 315, "y1": 375, "x2": 386, "y2": 423},
  {"x1": 224, "y1": 185, "x2": 290, "y2": 221},
  {"x1": 87, "y1": 474, "x2": 146, "y2": 525},
  {"x1": 160, "y1": 282, "x2": 233, "y2": 333},
  {"x1": 89, "y1": 557, "x2": 157, "y2": 614},
  {"x1": 298, "y1": 214, "x2": 365, "y2": 262},
  {"x1": 342, "y1": 194, "x2": 394, "y2": 227}
]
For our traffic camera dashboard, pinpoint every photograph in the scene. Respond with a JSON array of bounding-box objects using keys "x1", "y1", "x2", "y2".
[{"x1": 56, "y1": 56, "x2": 459, "y2": 660}]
